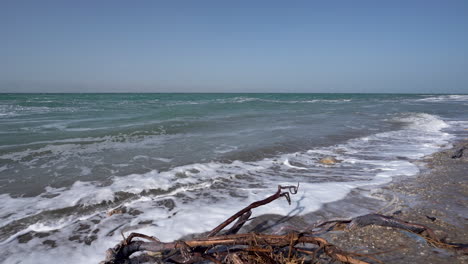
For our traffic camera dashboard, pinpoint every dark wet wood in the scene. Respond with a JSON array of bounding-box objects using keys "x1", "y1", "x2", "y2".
[{"x1": 100, "y1": 184, "x2": 467, "y2": 264}]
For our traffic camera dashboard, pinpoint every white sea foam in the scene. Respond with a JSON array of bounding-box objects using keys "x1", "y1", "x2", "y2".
[
  {"x1": 0, "y1": 104, "x2": 79, "y2": 118},
  {"x1": 283, "y1": 158, "x2": 308, "y2": 170},
  {"x1": 227, "y1": 97, "x2": 353, "y2": 104},
  {"x1": 414, "y1": 94, "x2": 468, "y2": 102},
  {"x1": 0, "y1": 133, "x2": 180, "y2": 167},
  {"x1": 0, "y1": 112, "x2": 457, "y2": 263},
  {"x1": 214, "y1": 144, "x2": 239, "y2": 154},
  {"x1": 164, "y1": 97, "x2": 353, "y2": 106},
  {"x1": 396, "y1": 113, "x2": 449, "y2": 132}
]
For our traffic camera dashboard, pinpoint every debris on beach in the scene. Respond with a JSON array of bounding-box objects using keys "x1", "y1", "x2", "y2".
[{"x1": 100, "y1": 185, "x2": 467, "y2": 264}]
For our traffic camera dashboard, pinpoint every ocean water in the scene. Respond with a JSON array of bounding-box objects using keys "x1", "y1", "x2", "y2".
[{"x1": 0, "y1": 93, "x2": 467, "y2": 263}]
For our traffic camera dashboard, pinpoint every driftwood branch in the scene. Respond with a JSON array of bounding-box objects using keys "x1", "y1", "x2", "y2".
[
  {"x1": 101, "y1": 184, "x2": 467, "y2": 264},
  {"x1": 207, "y1": 184, "x2": 298, "y2": 237},
  {"x1": 104, "y1": 233, "x2": 368, "y2": 264}
]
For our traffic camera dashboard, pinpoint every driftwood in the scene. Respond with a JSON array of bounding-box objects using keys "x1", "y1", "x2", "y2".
[{"x1": 101, "y1": 185, "x2": 467, "y2": 264}]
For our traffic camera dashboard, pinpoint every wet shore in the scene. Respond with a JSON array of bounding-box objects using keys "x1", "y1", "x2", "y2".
[
  {"x1": 319, "y1": 140, "x2": 468, "y2": 264},
  {"x1": 241, "y1": 140, "x2": 468, "y2": 263}
]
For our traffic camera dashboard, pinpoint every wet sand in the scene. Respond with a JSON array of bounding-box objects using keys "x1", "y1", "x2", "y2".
[
  {"x1": 241, "y1": 141, "x2": 468, "y2": 263},
  {"x1": 320, "y1": 140, "x2": 468, "y2": 264}
]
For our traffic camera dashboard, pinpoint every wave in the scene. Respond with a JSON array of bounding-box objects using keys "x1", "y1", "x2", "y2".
[
  {"x1": 0, "y1": 104, "x2": 79, "y2": 118},
  {"x1": 392, "y1": 112, "x2": 450, "y2": 132},
  {"x1": 165, "y1": 97, "x2": 353, "y2": 106},
  {"x1": 0, "y1": 113, "x2": 451, "y2": 225},
  {"x1": 0, "y1": 112, "x2": 456, "y2": 263},
  {"x1": 413, "y1": 94, "x2": 468, "y2": 102},
  {"x1": 0, "y1": 132, "x2": 178, "y2": 168}
]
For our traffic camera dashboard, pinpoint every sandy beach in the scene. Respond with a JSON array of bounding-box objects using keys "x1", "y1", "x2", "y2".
[
  {"x1": 316, "y1": 140, "x2": 468, "y2": 264},
  {"x1": 237, "y1": 140, "x2": 468, "y2": 264}
]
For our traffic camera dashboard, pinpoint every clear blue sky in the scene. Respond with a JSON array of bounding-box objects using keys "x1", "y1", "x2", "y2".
[{"x1": 1, "y1": 0, "x2": 467, "y2": 93}]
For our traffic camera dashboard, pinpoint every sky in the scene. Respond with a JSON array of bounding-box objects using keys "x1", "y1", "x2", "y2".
[{"x1": 1, "y1": 0, "x2": 468, "y2": 93}]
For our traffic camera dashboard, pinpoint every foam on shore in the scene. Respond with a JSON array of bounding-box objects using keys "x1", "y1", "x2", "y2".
[{"x1": 0, "y1": 111, "x2": 458, "y2": 263}]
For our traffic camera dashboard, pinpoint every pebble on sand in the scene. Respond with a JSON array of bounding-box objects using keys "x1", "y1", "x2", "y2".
[{"x1": 319, "y1": 156, "x2": 340, "y2": 165}]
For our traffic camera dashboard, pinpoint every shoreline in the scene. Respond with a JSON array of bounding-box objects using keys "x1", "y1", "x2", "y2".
[{"x1": 238, "y1": 140, "x2": 468, "y2": 263}]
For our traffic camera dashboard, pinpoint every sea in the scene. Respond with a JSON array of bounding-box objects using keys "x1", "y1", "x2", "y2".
[{"x1": 0, "y1": 93, "x2": 467, "y2": 263}]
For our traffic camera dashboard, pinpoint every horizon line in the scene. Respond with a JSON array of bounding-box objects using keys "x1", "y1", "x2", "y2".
[{"x1": 1, "y1": 92, "x2": 467, "y2": 95}]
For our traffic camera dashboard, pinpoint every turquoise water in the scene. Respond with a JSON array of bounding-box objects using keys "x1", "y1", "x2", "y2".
[{"x1": 0, "y1": 93, "x2": 467, "y2": 263}]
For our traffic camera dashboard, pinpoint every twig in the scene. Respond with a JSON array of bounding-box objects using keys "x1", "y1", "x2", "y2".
[{"x1": 207, "y1": 184, "x2": 298, "y2": 237}]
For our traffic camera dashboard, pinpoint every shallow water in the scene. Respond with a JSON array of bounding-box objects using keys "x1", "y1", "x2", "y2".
[{"x1": 0, "y1": 93, "x2": 467, "y2": 263}]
